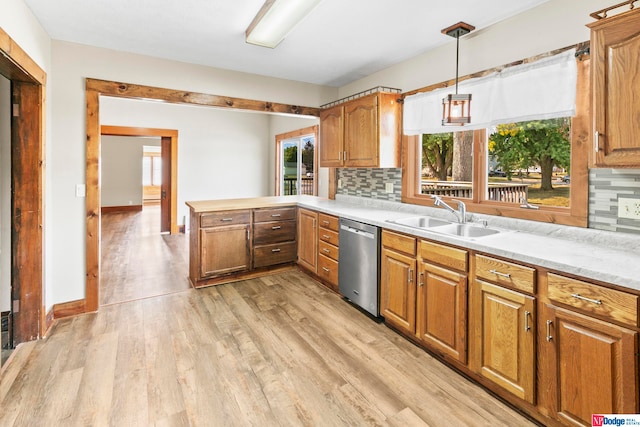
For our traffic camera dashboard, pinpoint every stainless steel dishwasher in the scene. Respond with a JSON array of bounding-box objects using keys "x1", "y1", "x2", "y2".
[{"x1": 338, "y1": 218, "x2": 381, "y2": 317}]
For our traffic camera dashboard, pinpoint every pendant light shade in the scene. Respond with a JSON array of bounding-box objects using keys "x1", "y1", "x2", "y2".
[{"x1": 441, "y1": 22, "x2": 475, "y2": 126}]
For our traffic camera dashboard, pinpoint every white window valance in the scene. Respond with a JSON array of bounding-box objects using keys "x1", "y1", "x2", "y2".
[{"x1": 403, "y1": 48, "x2": 577, "y2": 135}]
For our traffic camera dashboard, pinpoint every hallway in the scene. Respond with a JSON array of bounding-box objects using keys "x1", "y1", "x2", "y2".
[{"x1": 100, "y1": 205, "x2": 190, "y2": 306}]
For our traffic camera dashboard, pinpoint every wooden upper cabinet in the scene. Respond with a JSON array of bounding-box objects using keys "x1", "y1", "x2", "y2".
[
  {"x1": 589, "y1": 9, "x2": 640, "y2": 167},
  {"x1": 319, "y1": 105, "x2": 343, "y2": 167},
  {"x1": 319, "y1": 92, "x2": 401, "y2": 168}
]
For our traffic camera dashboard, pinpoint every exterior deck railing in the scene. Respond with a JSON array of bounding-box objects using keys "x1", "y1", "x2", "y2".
[
  {"x1": 421, "y1": 181, "x2": 529, "y2": 203},
  {"x1": 284, "y1": 177, "x2": 314, "y2": 196}
]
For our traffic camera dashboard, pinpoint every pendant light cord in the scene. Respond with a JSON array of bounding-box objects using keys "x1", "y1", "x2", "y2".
[{"x1": 455, "y1": 34, "x2": 460, "y2": 95}]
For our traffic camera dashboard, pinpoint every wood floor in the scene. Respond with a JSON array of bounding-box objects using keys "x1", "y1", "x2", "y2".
[
  {"x1": 0, "y1": 209, "x2": 537, "y2": 426},
  {"x1": 100, "y1": 205, "x2": 190, "y2": 306}
]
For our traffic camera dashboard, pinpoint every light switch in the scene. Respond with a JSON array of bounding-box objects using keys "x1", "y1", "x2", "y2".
[{"x1": 75, "y1": 184, "x2": 86, "y2": 198}]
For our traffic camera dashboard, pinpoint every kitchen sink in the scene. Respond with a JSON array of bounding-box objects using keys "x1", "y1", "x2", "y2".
[
  {"x1": 431, "y1": 223, "x2": 501, "y2": 238},
  {"x1": 388, "y1": 216, "x2": 451, "y2": 228}
]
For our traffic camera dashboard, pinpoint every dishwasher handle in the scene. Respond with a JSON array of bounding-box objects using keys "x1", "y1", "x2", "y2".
[{"x1": 340, "y1": 224, "x2": 375, "y2": 239}]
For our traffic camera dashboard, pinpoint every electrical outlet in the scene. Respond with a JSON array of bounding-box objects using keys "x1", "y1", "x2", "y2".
[
  {"x1": 385, "y1": 182, "x2": 394, "y2": 193},
  {"x1": 338, "y1": 179, "x2": 343, "y2": 189},
  {"x1": 618, "y1": 197, "x2": 640, "y2": 220}
]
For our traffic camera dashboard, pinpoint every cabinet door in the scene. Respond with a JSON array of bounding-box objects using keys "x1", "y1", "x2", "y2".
[
  {"x1": 319, "y1": 105, "x2": 343, "y2": 167},
  {"x1": 475, "y1": 280, "x2": 536, "y2": 404},
  {"x1": 297, "y1": 209, "x2": 318, "y2": 273},
  {"x1": 343, "y1": 95, "x2": 378, "y2": 167},
  {"x1": 543, "y1": 305, "x2": 638, "y2": 426},
  {"x1": 590, "y1": 10, "x2": 640, "y2": 166},
  {"x1": 416, "y1": 261, "x2": 467, "y2": 364},
  {"x1": 200, "y1": 224, "x2": 250, "y2": 277},
  {"x1": 380, "y1": 248, "x2": 417, "y2": 335}
]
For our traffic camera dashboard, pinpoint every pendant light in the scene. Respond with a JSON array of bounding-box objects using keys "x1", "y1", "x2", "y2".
[{"x1": 441, "y1": 22, "x2": 475, "y2": 126}]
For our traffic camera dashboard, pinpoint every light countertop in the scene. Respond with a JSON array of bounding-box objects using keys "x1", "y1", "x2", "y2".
[{"x1": 187, "y1": 194, "x2": 640, "y2": 293}]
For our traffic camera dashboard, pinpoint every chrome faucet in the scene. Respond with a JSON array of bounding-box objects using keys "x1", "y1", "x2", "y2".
[{"x1": 431, "y1": 195, "x2": 466, "y2": 223}]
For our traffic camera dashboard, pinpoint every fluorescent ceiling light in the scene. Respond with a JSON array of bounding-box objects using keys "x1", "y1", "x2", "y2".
[{"x1": 246, "y1": 0, "x2": 324, "y2": 48}]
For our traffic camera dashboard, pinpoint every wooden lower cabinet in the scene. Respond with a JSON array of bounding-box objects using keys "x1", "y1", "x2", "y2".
[
  {"x1": 417, "y1": 261, "x2": 467, "y2": 363},
  {"x1": 380, "y1": 231, "x2": 417, "y2": 335},
  {"x1": 540, "y1": 305, "x2": 638, "y2": 426},
  {"x1": 316, "y1": 213, "x2": 339, "y2": 291},
  {"x1": 297, "y1": 208, "x2": 318, "y2": 273},
  {"x1": 200, "y1": 224, "x2": 250, "y2": 277},
  {"x1": 472, "y1": 280, "x2": 536, "y2": 404}
]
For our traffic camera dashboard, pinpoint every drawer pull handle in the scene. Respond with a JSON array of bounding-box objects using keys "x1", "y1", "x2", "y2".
[
  {"x1": 271, "y1": 248, "x2": 281, "y2": 253},
  {"x1": 271, "y1": 214, "x2": 281, "y2": 217},
  {"x1": 489, "y1": 269, "x2": 511, "y2": 279},
  {"x1": 221, "y1": 218, "x2": 233, "y2": 222},
  {"x1": 546, "y1": 320, "x2": 553, "y2": 342},
  {"x1": 271, "y1": 226, "x2": 281, "y2": 230},
  {"x1": 322, "y1": 220, "x2": 330, "y2": 225},
  {"x1": 322, "y1": 234, "x2": 331, "y2": 239},
  {"x1": 571, "y1": 293, "x2": 602, "y2": 305},
  {"x1": 408, "y1": 269, "x2": 413, "y2": 283},
  {"x1": 322, "y1": 267, "x2": 330, "y2": 272},
  {"x1": 524, "y1": 311, "x2": 531, "y2": 332},
  {"x1": 322, "y1": 248, "x2": 330, "y2": 254},
  {"x1": 419, "y1": 272, "x2": 424, "y2": 287}
]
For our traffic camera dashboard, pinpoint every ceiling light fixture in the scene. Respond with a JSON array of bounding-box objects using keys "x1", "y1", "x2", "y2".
[
  {"x1": 245, "y1": 0, "x2": 324, "y2": 48},
  {"x1": 441, "y1": 21, "x2": 475, "y2": 126}
]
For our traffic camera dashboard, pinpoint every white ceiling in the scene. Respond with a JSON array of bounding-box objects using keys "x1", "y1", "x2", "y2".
[{"x1": 24, "y1": 0, "x2": 549, "y2": 87}]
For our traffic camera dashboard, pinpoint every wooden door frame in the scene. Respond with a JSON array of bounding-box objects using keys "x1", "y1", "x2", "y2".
[
  {"x1": 0, "y1": 27, "x2": 46, "y2": 343},
  {"x1": 274, "y1": 125, "x2": 319, "y2": 196},
  {"x1": 84, "y1": 78, "x2": 320, "y2": 314},
  {"x1": 100, "y1": 125, "x2": 178, "y2": 234}
]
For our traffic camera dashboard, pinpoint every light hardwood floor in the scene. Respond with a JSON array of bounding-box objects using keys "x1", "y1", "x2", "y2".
[
  {"x1": 0, "y1": 209, "x2": 537, "y2": 426},
  {"x1": 100, "y1": 205, "x2": 190, "y2": 306}
]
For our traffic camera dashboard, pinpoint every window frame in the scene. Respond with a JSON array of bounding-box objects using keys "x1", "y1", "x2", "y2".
[{"x1": 401, "y1": 50, "x2": 589, "y2": 227}]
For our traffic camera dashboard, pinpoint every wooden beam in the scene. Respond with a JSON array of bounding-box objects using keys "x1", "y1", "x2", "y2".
[
  {"x1": 85, "y1": 88, "x2": 100, "y2": 313},
  {"x1": 86, "y1": 79, "x2": 321, "y2": 117}
]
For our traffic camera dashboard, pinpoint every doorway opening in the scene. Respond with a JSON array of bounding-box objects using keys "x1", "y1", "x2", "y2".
[
  {"x1": 275, "y1": 125, "x2": 318, "y2": 196},
  {"x1": 98, "y1": 126, "x2": 180, "y2": 306},
  {"x1": 0, "y1": 28, "x2": 46, "y2": 353}
]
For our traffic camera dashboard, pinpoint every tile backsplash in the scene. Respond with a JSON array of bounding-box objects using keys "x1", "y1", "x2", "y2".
[
  {"x1": 336, "y1": 167, "x2": 640, "y2": 235},
  {"x1": 589, "y1": 168, "x2": 640, "y2": 234},
  {"x1": 337, "y1": 168, "x2": 402, "y2": 202}
]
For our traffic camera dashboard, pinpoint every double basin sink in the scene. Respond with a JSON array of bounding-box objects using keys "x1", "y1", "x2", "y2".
[{"x1": 387, "y1": 216, "x2": 502, "y2": 239}]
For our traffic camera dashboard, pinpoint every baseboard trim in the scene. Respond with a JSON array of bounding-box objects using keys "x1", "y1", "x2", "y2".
[
  {"x1": 52, "y1": 299, "x2": 87, "y2": 320},
  {"x1": 101, "y1": 205, "x2": 143, "y2": 214}
]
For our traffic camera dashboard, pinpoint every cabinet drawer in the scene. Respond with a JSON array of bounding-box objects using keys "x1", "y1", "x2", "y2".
[
  {"x1": 253, "y1": 206, "x2": 296, "y2": 223},
  {"x1": 475, "y1": 254, "x2": 535, "y2": 294},
  {"x1": 318, "y1": 240, "x2": 339, "y2": 261},
  {"x1": 318, "y1": 213, "x2": 339, "y2": 232},
  {"x1": 548, "y1": 273, "x2": 639, "y2": 327},
  {"x1": 253, "y1": 241, "x2": 297, "y2": 268},
  {"x1": 382, "y1": 230, "x2": 416, "y2": 256},
  {"x1": 253, "y1": 221, "x2": 296, "y2": 245},
  {"x1": 318, "y1": 254, "x2": 338, "y2": 286},
  {"x1": 201, "y1": 210, "x2": 250, "y2": 228},
  {"x1": 318, "y1": 228, "x2": 339, "y2": 246},
  {"x1": 420, "y1": 240, "x2": 467, "y2": 272}
]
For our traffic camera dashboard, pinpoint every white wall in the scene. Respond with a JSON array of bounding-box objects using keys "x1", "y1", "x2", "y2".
[
  {"x1": 101, "y1": 136, "x2": 160, "y2": 207},
  {"x1": 338, "y1": 0, "x2": 614, "y2": 97},
  {"x1": 0, "y1": 76, "x2": 10, "y2": 312}
]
